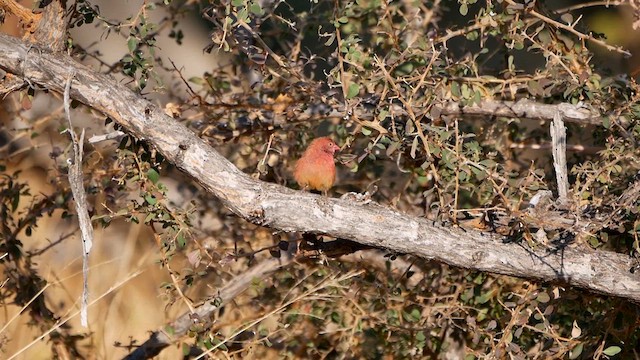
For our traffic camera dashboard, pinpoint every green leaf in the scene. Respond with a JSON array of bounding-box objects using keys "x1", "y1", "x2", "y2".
[
  {"x1": 461, "y1": 84, "x2": 471, "y2": 99},
  {"x1": 402, "y1": 308, "x2": 421, "y2": 322},
  {"x1": 451, "y1": 82, "x2": 461, "y2": 97},
  {"x1": 145, "y1": 194, "x2": 157, "y2": 205},
  {"x1": 459, "y1": 3, "x2": 468, "y2": 16},
  {"x1": 331, "y1": 311, "x2": 341, "y2": 323},
  {"x1": 536, "y1": 292, "x2": 550, "y2": 303},
  {"x1": 11, "y1": 193, "x2": 20, "y2": 212},
  {"x1": 475, "y1": 291, "x2": 492, "y2": 304},
  {"x1": 410, "y1": 308, "x2": 421, "y2": 320},
  {"x1": 177, "y1": 232, "x2": 186, "y2": 247},
  {"x1": 561, "y1": 13, "x2": 573, "y2": 25},
  {"x1": 147, "y1": 168, "x2": 160, "y2": 184},
  {"x1": 603, "y1": 346, "x2": 622, "y2": 356},
  {"x1": 528, "y1": 80, "x2": 544, "y2": 96},
  {"x1": 394, "y1": 62, "x2": 415, "y2": 75},
  {"x1": 569, "y1": 343, "x2": 583, "y2": 359},
  {"x1": 165, "y1": 325, "x2": 175, "y2": 335},
  {"x1": 479, "y1": 159, "x2": 496, "y2": 168},
  {"x1": 127, "y1": 36, "x2": 138, "y2": 53},
  {"x1": 503, "y1": 331, "x2": 512, "y2": 345},
  {"x1": 143, "y1": 212, "x2": 154, "y2": 224},
  {"x1": 346, "y1": 82, "x2": 360, "y2": 99},
  {"x1": 249, "y1": 3, "x2": 263, "y2": 15},
  {"x1": 188, "y1": 77, "x2": 204, "y2": 86},
  {"x1": 473, "y1": 89, "x2": 481, "y2": 104},
  {"x1": 237, "y1": 8, "x2": 249, "y2": 23}
]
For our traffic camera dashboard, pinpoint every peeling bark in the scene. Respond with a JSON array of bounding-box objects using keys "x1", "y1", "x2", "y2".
[{"x1": 0, "y1": 0, "x2": 67, "y2": 51}]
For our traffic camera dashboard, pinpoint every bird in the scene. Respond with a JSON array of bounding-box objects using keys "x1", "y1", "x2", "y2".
[{"x1": 293, "y1": 137, "x2": 341, "y2": 194}]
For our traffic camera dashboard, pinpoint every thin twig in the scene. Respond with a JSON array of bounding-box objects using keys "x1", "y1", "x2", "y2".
[
  {"x1": 506, "y1": 0, "x2": 631, "y2": 56},
  {"x1": 63, "y1": 72, "x2": 94, "y2": 328},
  {"x1": 257, "y1": 133, "x2": 275, "y2": 175},
  {"x1": 551, "y1": 111, "x2": 570, "y2": 203},
  {"x1": 334, "y1": 4, "x2": 350, "y2": 107},
  {"x1": 88, "y1": 130, "x2": 126, "y2": 144},
  {"x1": 555, "y1": 1, "x2": 624, "y2": 13}
]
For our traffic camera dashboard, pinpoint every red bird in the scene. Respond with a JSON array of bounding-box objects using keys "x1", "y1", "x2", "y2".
[{"x1": 294, "y1": 137, "x2": 341, "y2": 193}]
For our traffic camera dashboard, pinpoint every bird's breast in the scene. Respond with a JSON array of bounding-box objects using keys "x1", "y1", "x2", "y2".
[{"x1": 294, "y1": 154, "x2": 336, "y2": 192}]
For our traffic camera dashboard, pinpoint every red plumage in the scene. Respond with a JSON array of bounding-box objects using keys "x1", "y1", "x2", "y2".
[{"x1": 293, "y1": 137, "x2": 341, "y2": 192}]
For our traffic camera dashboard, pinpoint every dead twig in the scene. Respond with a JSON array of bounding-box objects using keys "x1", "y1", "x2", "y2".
[{"x1": 63, "y1": 72, "x2": 93, "y2": 328}]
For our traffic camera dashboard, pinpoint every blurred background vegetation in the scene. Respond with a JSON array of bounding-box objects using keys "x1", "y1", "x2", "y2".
[{"x1": 2, "y1": 0, "x2": 640, "y2": 358}]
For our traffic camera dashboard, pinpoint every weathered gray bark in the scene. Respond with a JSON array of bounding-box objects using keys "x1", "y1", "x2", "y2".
[{"x1": 0, "y1": 32, "x2": 638, "y2": 304}]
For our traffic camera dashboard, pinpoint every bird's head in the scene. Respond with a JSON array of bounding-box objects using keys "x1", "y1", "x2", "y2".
[{"x1": 312, "y1": 137, "x2": 340, "y2": 155}]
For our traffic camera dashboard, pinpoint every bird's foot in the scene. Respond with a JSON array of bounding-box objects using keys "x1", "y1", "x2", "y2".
[{"x1": 340, "y1": 185, "x2": 378, "y2": 205}]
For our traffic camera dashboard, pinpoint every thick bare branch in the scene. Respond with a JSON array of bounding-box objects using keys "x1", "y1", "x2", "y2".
[{"x1": 0, "y1": 33, "x2": 638, "y2": 302}]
